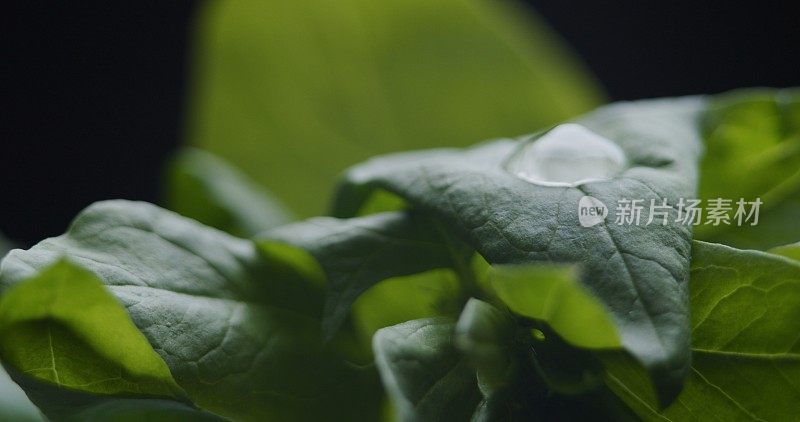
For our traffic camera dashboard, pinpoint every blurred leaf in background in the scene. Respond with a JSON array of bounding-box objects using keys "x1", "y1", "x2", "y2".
[
  {"x1": 187, "y1": 0, "x2": 604, "y2": 216},
  {"x1": 696, "y1": 89, "x2": 800, "y2": 250},
  {"x1": 166, "y1": 148, "x2": 294, "y2": 237}
]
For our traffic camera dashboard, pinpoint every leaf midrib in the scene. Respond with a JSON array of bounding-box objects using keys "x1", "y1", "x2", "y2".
[{"x1": 692, "y1": 348, "x2": 800, "y2": 362}]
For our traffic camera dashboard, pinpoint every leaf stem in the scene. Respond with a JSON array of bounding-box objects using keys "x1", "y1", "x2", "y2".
[{"x1": 430, "y1": 217, "x2": 482, "y2": 302}]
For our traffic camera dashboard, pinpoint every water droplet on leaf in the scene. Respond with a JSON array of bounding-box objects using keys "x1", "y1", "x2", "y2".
[{"x1": 506, "y1": 123, "x2": 627, "y2": 187}]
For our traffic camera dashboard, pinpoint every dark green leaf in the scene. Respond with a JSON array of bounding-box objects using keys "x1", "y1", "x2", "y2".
[
  {"x1": 188, "y1": 0, "x2": 602, "y2": 216},
  {"x1": 165, "y1": 148, "x2": 293, "y2": 237},
  {"x1": 453, "y1": 298, "x2": 548, "y2": 421},
  {"x1": 335, "y1": 98, "x2": 705, "y2": 403},
  {"x1": 260, "y1": 211, "x2": 471, "y2": 338},
  {"x1": 371, "y1": 279, "x2": 636, "y2": 421},
  {"x1": 4, "y1": 367, "x2": 224, "y2": 422},
  {"x1": 0, "y1": 201, "x2": 378, "y2": 421},
  {"x1": 63, "y1": 399, "x2": 226, "y2": 422},
  {"x1": 373, "y1": 318, "x2": 481, "y2": 421}
]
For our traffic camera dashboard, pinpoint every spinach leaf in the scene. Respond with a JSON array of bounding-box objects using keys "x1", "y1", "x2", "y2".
[
  {"x1": 0, "y1": 200, "x2": 379, "y2": 421},
  {"x1": 6, "y1": 366, "x2": 226, "y2": 422},
  {"x1": 6, "y1": 367, "x2": 225, "y2": 422},
  {"x1": 376, "y1": 297, "x2": 633, "y2": 421},
  {"x1": 188, "y1": 0, "x2": 602, "y2": 216},
  {"x1": 373, "y1": 318, "x2": 482, "y2": 421},
  {"x1": 606, "y1": 240, "x2": 800, "y2": 420},
  {"x1": 166, "y1": 148, "x2": 293, "y2": 237},
  {"x1": 335, "y1": 97, "x2": 707, "y2": 403},
  {"x1": 0, "y1": 260, "x2": 183, "y2": 398},
  {"x1": 0, "y1": 261, "x2": 223, "y2": 420},
  {"x1": 259, "y1": 211, "x2": 471, "y2": 338},
  {"x1": 696, "y1": 89, "x2": 800, "y2": 249}
]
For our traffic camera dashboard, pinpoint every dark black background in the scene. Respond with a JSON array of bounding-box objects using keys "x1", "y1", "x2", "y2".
[{"x1": 2, "y1": 1, "x2": 799, "y2": 245}]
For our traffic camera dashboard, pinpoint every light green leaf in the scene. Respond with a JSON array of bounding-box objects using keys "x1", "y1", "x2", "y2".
[
  {"x1": 373, "y1": 318, "x2": 481, "y2": 422},
  {"x1": 489, "y1": 264, "x2": 620, "y2": 350},
  {"x1": 0, "y1": 201, "x2": 379, "y2": 421},
  {"x1": 260, "y1": 211, "x2": 471, "y2": 338},
  {"x1": 696, "y1": 89, "x2": 800, "y2": 249},
  {"x1": 165, "y1": 148, "x2": 293, "y2": 237},
  {"x1": 335, "y1": 97, "x2": 706, "y2": 403},
  {"x1": 4, "y1": 369, "x2": 224, "y2": 422},
  {"x1": 482, "y1": 265, "x2": 612, "y2": 396},
  {"x1": 0, "y1": 263, "x2": 223, "y2": 419},
  {"x1": 352, "y1": 189, "x2": 409, "y2": 217},
  {"x1": 769, "y1": 241, "x2": 800, "y2": 261},
  {"x1": 0, "y1": 363, "x2": 44, "y2": 422},
  {"x1": 606, "y1": 240, "x2": 800, "y2": 421},
  {"x1": 187, "y1": 0, "x2": 602, "y2": 217},
  {"x1": 0, "y1": 260, "x2": 183, "y2": 399},
  {"x1": 352, "y1": 268, "x2": 461, "y2": 350}
]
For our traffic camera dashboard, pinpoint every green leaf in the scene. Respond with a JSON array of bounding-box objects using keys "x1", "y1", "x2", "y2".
[
  {"x1": 352, "y1": 268, "x2": 462, "y2": 350},
  {"x1": 488, "y1": 264, "x2": 620, "y2": 349},
  {"x1": 253, "y1": 240, "x2": 327, "y2": 317},
  {"x1": 770, "y1": 241, "x2": 800, "y2": 261},
  {"x1": 453, "y1": 298, "x2": 554, "y2": 421},
  {"x1": 4, "y1": 368, "x2": 224, "y2": 422},
  {"x1": 62, "y1": 399, "x2": 226, "y2": 422},
  {"x1": 606, "y1": 240, "x2": 800, "y2": 420},
  {"x1": 0, "y1": 260, "x2": 183, "y2": 398},
  {"x1": 335, "y1": 97, "x2": 706, "y2": 403},
  {"x1": 373, "y1": 318, "x2": 481, "y2": 421},
  {"x1": 259, "y1": 211, "x2": 471, "y2": 338},
  {"x1": 0, "y1": 363, "x2": 44, "y2": 422},
  {"x1": 0, "y1": 201, "x2": 379, "y2": 421},
  {"x1": 165, "y1": 147, "x2": 293, "y2": 237},
  {"x1": 454, "y1": 298, "x2": 515, "y2": 394},
  {"x1": 187, "y1": 0, "x2": 603, "y2": 217},
  {"x1": 373, "y1": 300, "x2": 631, "y2": 421},
  {"x1": 0, "y1": 262, "x2": 221, "y2": 419},
  {"x1": 352, "y1": 189, "x2": 409, "y2": 217},
  {"x1": 375, "y1": 303, "x2": 625, "y2": 421},
  {"x1": 696, "y1": 88, "x2": 800, "y2": 249},
  {"x1": 477, "y1": 266, "x2": 611, "y2": 396}
]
